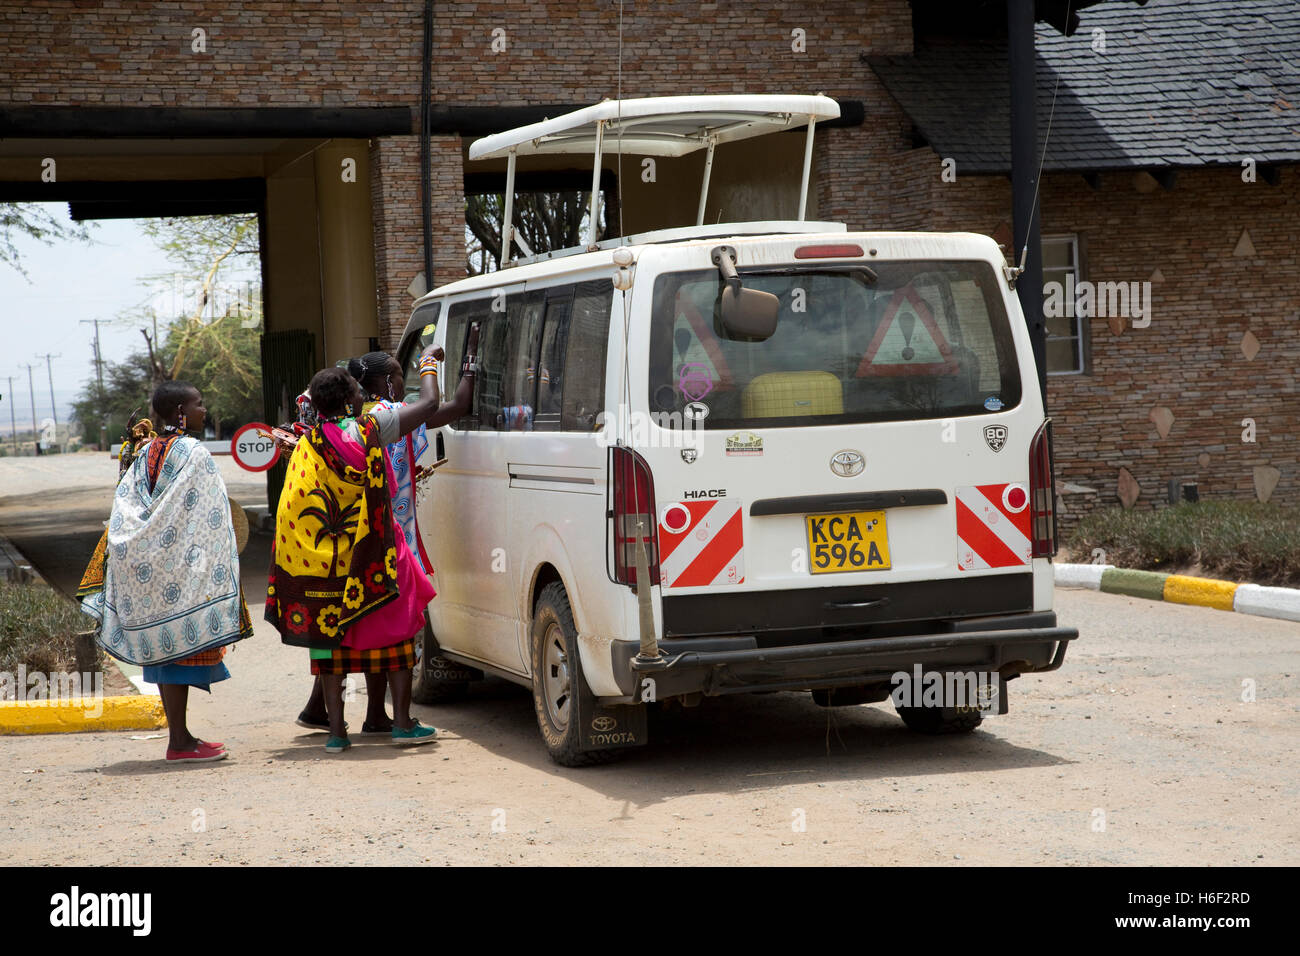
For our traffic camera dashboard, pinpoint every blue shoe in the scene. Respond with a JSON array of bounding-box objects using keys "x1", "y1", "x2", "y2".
[
  {"x1": 325, "y1": 735, "x2": 351, "y2": 754},
  {"x1": 391, "y1": 720, "x2": 438, "y2": 746}
]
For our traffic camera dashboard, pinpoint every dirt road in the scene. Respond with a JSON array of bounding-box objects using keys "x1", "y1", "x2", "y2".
[{"x1": 0, "y1": 457, "x2": 1295, "y2": 866}]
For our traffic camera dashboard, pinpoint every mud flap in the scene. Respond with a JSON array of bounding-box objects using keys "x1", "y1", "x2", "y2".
[
  {"x1": 419, "y1": 615, "x2": 480, "y2": 682},
  {"x1": 426, "y1": 655, "x2": 481, "y2": 683},
  {"x1": 576, "y1": 664, "x2": 648, "y2": 752}
]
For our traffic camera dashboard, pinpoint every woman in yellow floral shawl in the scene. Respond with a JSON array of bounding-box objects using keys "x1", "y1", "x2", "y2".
[{"x1": 268, "y1": 351, "x2": 474, "y2": 753}]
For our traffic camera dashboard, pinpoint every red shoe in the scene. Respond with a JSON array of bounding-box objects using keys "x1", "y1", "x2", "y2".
[
  {"x1": 197, "y1": 739, "x2": 226, "y2": 751},
  {"x1": 166, "y1": 741, "x2": 229, "y2": 763}
]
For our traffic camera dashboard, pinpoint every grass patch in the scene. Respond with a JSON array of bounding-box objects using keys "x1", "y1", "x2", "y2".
[
  {"x1": 1065, "y1": 501, "x2": 1300, "y2": 587},
  {"x1": 0, "y1": 581, "x2": 93, "y2": 680}
]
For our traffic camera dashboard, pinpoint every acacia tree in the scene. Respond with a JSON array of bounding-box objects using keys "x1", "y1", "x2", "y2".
[
  {"x1": 0, "y1": 202, "x2": 94, "y2": 278},
  {"x1": 465, "y1": 190, "x2": 611, "y2": 275},
  {"x1": 71, "y1": 213, "x2": 263, "y2": 443},
  {"x1": 137, "y1": 214, "x2": 260, "y2": 386}
]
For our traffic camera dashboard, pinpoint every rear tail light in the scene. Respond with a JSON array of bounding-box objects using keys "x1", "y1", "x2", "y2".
[
  {"x1": 1028, "y1": 419, "x2": 1058, "y2": 557},
  {"x1": 794, "y1": 243, "x2": 864, "y2": 259},
  {"x1": 609, "y1": 446, "x2": 660, "y2": 586}
]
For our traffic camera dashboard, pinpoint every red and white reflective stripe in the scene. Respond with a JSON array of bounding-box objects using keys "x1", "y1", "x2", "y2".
[
  {"x1": 657, "y1": 499, "x2": 745, "y2": 587},
  {"x1": 955, "y1": 483, "x2": 1032, "y2": 570}
]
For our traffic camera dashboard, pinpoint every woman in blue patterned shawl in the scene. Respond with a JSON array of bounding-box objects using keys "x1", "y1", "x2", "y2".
[{"x1": 80, "y1": 381, "x2": 252, "y2": 763}]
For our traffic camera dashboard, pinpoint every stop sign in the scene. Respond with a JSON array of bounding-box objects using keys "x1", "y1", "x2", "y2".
[{"x1": 230, "y1": 422, "x2": 281, "y2": 472}]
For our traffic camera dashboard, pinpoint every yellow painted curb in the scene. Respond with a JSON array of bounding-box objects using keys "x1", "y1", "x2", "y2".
[
  {"x1": 1163, "y1": 574, "x2": 1238, "y2": 612},
  {"x1": 0, "y1": 696, "x2": 166, "y2": 735}
]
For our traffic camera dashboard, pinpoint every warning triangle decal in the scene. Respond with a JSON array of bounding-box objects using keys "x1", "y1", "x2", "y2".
[{"x1": 856, "y1": 286, "x2": 957, "y2": 377}]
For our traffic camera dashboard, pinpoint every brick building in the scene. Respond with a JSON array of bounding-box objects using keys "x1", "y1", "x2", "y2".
[{"x1": 1, "y1": 0, "x2": 1295, "y2": 519}]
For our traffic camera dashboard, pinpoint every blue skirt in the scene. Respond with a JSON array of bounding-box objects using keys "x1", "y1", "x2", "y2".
[{"x1": 141, "y1": 661, "x2": 231, "y2": 693}]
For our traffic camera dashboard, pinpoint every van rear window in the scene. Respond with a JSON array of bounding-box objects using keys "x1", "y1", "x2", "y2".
[{"x1": 648, "y1": 260, "x2": 1021, "y2": 428}]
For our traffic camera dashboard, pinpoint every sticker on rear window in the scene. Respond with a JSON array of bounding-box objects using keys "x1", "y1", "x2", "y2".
[
  {"x1": 984, "y1": 396, "x2": 1004, "y2": 411},
  {"x1": 678, "y1": 363, "x2": 715, "y2": 402}
]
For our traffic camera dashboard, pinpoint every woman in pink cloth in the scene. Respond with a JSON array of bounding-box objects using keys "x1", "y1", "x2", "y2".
[{"x1": 283, "y1": 344, "x2": 473, "y2": 753}]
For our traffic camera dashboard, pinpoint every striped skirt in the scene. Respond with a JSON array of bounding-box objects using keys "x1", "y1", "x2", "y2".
[{"x1": 309, "y1": 638, "x2": 417, "y2": 675}]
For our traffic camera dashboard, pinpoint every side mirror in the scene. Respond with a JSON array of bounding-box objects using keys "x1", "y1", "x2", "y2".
[
  {"x1": 712, "y1": 246, "x2": 779, "y2": 341},
  {"x1": 720, "y1": 284, "x2": 779, "y2": 341}
]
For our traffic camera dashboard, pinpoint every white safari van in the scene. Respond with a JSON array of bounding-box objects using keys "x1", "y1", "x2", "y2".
[{"x1": 397, "y1": 96, "x2": 1077, "y2": 765}]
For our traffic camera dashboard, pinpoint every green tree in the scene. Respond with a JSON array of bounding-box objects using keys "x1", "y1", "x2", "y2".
[
  {"x1": 465, "y1": 190, "x2": 611, "y2": 275},
  {"x1": 0, "y1": 202, "x2": 94, "y2": 278},
  {"x1": 70, "y1": 213, "x2": 263, "y2": 444}
]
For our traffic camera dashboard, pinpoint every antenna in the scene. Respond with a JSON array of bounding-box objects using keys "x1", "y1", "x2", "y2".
[{"x1": 1022, "y1": 0, "x2": 1072, "y2": 270}]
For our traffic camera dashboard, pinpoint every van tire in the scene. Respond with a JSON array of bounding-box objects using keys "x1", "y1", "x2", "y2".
[
  {"x1": 530, "y1": 582, "x2": 621, "y2": 767},
  {"x1": 894, "y1": 704, "x2": 983, "y2": 735},
  {"x1": 411, "y1": 623, "x2": 469, "y2": 705}
]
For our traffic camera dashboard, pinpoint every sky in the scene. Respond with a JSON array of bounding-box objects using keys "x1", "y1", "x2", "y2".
[{"x1": 0, "y1": 203, "x2": 257, "y2": 437}]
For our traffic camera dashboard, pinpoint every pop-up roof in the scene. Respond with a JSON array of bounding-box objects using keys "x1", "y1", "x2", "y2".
[
  {"x1": 468, "y1": 94, "x2": 842, "y2": 264},
  {"x1": 468, "y1": 94, "x2": 840, "y2": 160}
]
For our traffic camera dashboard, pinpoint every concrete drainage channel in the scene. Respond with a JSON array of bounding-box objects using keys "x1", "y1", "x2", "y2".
[
  {"x1": 1055, "y1": 563, "x2": 1300, "y2": 623},
  {"x1": 0, "y1": 535, "x2": 166, "y2": 735}
]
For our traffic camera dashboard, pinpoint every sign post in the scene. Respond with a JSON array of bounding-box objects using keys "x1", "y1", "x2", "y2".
[{"x1": 230, "y1": 422, "x2": 281, "y2": 472}]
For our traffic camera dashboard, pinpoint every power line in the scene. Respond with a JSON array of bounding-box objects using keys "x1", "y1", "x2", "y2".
[
  {"x1": 18, "y1": 362, "x2": 40, "y2": 456},
  {"x1": 79, "y1": 320, "x2": 108, "y2": 449},
  {"x1": 4, "y1": 376, "x2": 16, "y2": 454},
  {"x1": 36, "y1": 352, "x2": 62, "y2": 452}
]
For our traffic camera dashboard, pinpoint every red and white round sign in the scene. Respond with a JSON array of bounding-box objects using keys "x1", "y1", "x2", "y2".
[{"x1": 230, "y1": 422, "x2": 280, "y2": 472}]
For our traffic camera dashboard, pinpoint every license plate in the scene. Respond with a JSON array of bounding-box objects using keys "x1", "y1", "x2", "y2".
[{"x1": 806, "y1": 510, "x2": 891, "y2": 573}]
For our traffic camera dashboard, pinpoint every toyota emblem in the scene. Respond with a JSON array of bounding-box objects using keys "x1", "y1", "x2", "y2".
[{"x1": 830, "y1": 449, "x2": 865, "y2": 477}]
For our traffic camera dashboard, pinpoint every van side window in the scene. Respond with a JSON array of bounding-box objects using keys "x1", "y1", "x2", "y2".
[
  {"x1": 501, "y1": 291, "x2": 545, "y2": 430},
  {"x1": 562, "y1": 279, "x2": 613, "y2": 430},
  {"x1": 534, "y1": 290, "x2": 573, "y2": 430},
  {"x1": 445, "y1": 296, "x2": 492, "y2": 431},
  {"x1": 474, "y1": 297, "x2": 512, "y2": 430},
  {"x1": 398, "y1": 302, "x2": 441, "y2": 404}
]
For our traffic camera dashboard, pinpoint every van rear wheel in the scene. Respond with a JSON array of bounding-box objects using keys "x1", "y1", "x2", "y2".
[
  {"x1": 530, "y1": 582, "x2": 620, "y2": 767},
  {"x1": 894, "y1": 703, "x2": 983, "y2": 735}
]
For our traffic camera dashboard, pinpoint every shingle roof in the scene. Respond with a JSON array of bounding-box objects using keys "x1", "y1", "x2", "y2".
[{"x1": 869, "y1": 0, "x2": 1300, "y2": 173}]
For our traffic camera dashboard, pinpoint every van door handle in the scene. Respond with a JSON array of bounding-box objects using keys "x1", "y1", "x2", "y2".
[{"x1": 824, "y1": 598, "x2": 891, "y2": 610}]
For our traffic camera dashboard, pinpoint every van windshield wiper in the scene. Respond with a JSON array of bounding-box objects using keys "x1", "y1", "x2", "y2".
[{"x1": 739, "y1": 265, "x2": 878, "y2": 286}]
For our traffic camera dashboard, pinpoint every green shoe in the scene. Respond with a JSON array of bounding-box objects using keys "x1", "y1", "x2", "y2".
[
  {"x1": 325, "y1": 735, "x2": 351, "y2": 754},
  {"x1": 391, "y1": 720, "x2": 438, "y2": 746}
]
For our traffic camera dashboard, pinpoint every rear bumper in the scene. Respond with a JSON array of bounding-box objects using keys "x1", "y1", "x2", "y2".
[{"x1": 611, "y1": 612, "x2": 1077, "y2": 700}]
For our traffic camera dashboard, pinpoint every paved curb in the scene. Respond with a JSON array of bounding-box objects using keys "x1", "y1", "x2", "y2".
[
  {"x1": 0, "y1": 696, "x2": 166, "y2": 735},
  {"x1": 1, "y1": 533, "x2": 166, "y2": 733},
  {"x1": 1055, "y1": 562, "x2": 1300, "y2": 623}
]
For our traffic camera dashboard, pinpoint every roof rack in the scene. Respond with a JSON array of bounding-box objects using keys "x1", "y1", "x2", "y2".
[{"x1": 468, "y1": 94, "x2": 842, "y2": 267}]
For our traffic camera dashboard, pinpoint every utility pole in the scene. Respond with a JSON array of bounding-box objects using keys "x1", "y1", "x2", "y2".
[
  {"x1": 19, "y1": 363, "x2": 40, "y2": 456},
  {"x1": 80, "y1": 319, "x2": 109, "y2": 448},
  {"x1": 4, "y1": 376, "x2": 16, "y2": 455},
  {"x1": 36, "y1": 352, "x2": 61, "y2": 452}
]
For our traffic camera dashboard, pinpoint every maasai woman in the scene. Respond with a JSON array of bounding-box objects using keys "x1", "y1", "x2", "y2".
[
  {"x1": 297, "y1": 349, "x2": 445, "y2": 735},
  {"x1": 268, "y1": 343, "x2": 474, "y2": 754},
  {"x1": 80, "y1": 382, "x2": 253, "y2": 763},
  {"x1": 348, "y1": 350, "x2": 436, "y2": 572},
  {"x1": 291, "y1": 384, "x2": 403, "y2": 738}
]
